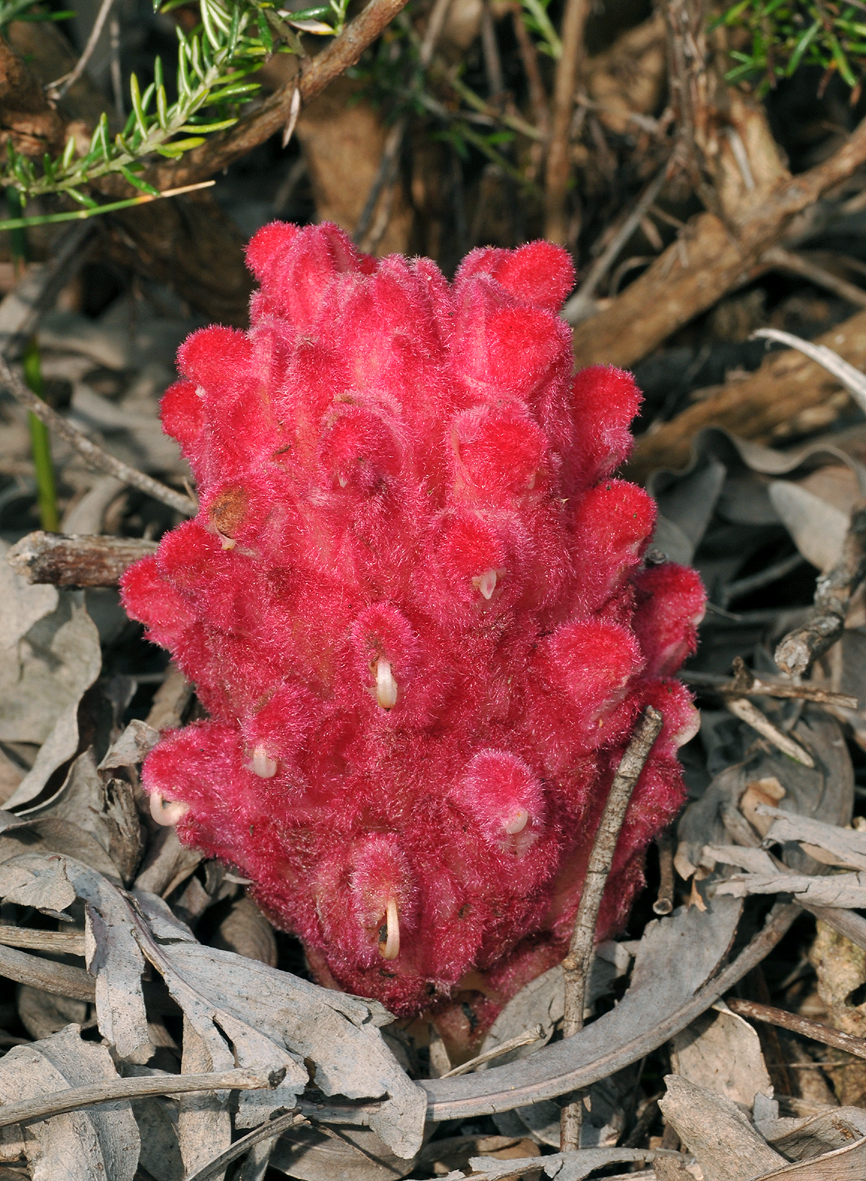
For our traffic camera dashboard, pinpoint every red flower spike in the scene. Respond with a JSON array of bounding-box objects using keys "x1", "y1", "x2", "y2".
[{"x1": 121, "y1": 222, "x2": 705, "y2": 1039}]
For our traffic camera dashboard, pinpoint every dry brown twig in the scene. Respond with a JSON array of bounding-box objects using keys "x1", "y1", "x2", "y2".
[
  {"x1": 0, "y1": 1067, "x2": 287, "y2": 1131},
  {"x1": 728, "y1": 998, "x2": 866, "y2": 1063},
  {"x1": 775, "y1": 498, "x2": 866, "y2": 677},
  {"x1": 654, "y1": 831, "x2": 676, "y2": 916},
  {"x1": 559, "y1": 704, "x2": 664, "y2": 1151},
  {"x1": 183, "y1": 1109, "x2": 308, "y2": 1181},
  {"x1": 684, "y1": 659, "x2": 859, "y2": 709},
  {"x1": 0, "y1": 354, "x2": 196, "y2": 517},
  {"x1": 7, "y1": 531, "x2": 158, "y2": 587},
  {"x1": 544, "y1": 0, "x2": 591, "y2": 244}
]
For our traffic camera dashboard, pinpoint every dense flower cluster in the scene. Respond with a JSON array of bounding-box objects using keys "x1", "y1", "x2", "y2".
[{"x1": 121, "y1": 222, "x2": 704, "y2": 1038}]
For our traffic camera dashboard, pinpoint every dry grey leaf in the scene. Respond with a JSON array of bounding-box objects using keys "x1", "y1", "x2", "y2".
[
  {"x1": 760, "y1": 807, "x2": 866, "y2": 870},
  {"x1": 23, "y1": 749, "x2": 143, "y2": 884},
  {"x1": 210, "y1": 895, "x2": 278, "y2": 967},
  {"x1": 134, "y1": 892, "x2": 425, "y2": 1156},
  {"x1": 17, "y1": 986, "x2": 89, "y2": 1042},
  {"x1": 0, "y1": 838, "x2": 426, "y2": 1158},
  {"x1": 269, "y1": 1123, "x2": 417, "y2": 1181},
  {"x1": 98, "y1": 719, "x2": 161, "y2": 771},
  {"x1": 0, "y1": 1023, "x2": 140, "y2": 1181},
  {"x1": 0, "y1": 538, "x2": 57, "y2": 649},
  {"x1": 480, "y1": 941, "x2": 632, "y2": 1145},
  {"x1": 0, "y1": 853, "x2": 75, "y2": 916},
  {"x1": 178, "y1": 1019, "x2": 232, "y2": 1181},
  {"x1": 757, "y1": 1104, "x2": 866, "y2": 1160},
  {"x1": 0, "y1": 812, "x2": 129, "y2": 883},
  {"x1": 464, "y1": 1146, "x2": 682, "y2": 1181},
  {"x1": 670, "y1": 1003, "x2": 772, "y2": 1109},
  {"x1": 0, "y1": 583, "x2": 101, "y2": 808},
  {"x1": 133, "y1": 824, "x2": 203, "y2": 897},
  {"x1": 129, "y1": 1091, "x2": 184, "y2": 1181},
  {"x1": 676, "y1": 707, "x2": 854, "y2": 880},
  {"x1": 750, "y1": 1135, "x2": 866, "y2": 1179},
  {"x1": 659, "y1": 1075, "x2": 785, "y2": 1181},
  {"x1": 767, "y1": 482, "x2": 849, "y2": 571}
]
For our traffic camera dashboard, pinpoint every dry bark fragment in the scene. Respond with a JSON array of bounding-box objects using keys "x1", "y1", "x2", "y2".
[
  {"x1": 0, "y1": 36, "x2": 64, "y2": 158},
  {"x1": 7, "y1": 531, "x2": 158, "y2": 588}
]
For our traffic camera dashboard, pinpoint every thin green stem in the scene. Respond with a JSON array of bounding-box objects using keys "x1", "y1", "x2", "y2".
[{"x1": 23, "y1": 340, "x2": 59, "y2": 533}]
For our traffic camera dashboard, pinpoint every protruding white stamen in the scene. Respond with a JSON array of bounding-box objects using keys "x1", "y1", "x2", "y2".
[
  {"x1": 379, "y1": 898, "x2": 400, "y2": 960},
  {"x1": 251, "y1": 746, "x2": 278, "y2": 778},
  {"x1": 475, "y1": 569, "x2": 497, "y2": 600},
  {"x1": 504, "y1": 808, "x2": 529, "y2": 835},
  {"x1": 338, "y1": 475, "x2": 348, "y2": 488},
  {"x1": 376, "y1": 658, "x2": 398, "y2": 709},
  {"x1": 218, "y1": 533, "x2": 236, "y2": 550},
  {"x1": 150, "y1": 791, "x2": 190, "y2": 827}
]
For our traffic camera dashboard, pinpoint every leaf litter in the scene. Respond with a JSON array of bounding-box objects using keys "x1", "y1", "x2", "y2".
[{"x1": 7, "y1": 289, "x2": 866, "y2": 1181}]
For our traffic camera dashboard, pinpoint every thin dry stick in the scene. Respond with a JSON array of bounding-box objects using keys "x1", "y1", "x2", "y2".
[
  {"x1": 653, "y1": 831, "x2": 675, "y2": 916},
  {"x1": 559, "y1": 705, "x2": 663, "y2": 1151},
  {"x1": 182, "y1": 1109, "x2": 307, "y2": 1181},
  {"x1": 353, "y1": 0, "x2": 453, "y2": 247},
  {"x1": 46, "y1": 0, "x2": 117, "y2": 98},
  {"x1": 511, "y1": 4, "x2": 549, "y2": 133},
  {"x1": 0, "y1": 927, "x2": 85, "y2": 955},
  {"x1": 727, "y1": 998, "x2": 866, "y2": 1062},
  {"x1": 0, "y1": 354, "x2": 196, "y2": 517},
  {"x1": 543, "y1": 0, "x2": 590, "y2": 244},
  {"x1": 775, "y1": 497, "x2": 866, "y2": 677},
  {"x1": 762, "y1": 246, "x2": 866, "y2": 309},
  {"x1": 441, "y1": 1025, "x2": 545, "y2": 1077},
  {"x1": 0, "y1": 1067, "x2": 287, "y2": 1130},
  {"x1": 563, "y1": 163, "x2": 670, "y2": 324},
  {"x1": 724, "y1": 697, "x2": 815, "y2": 767},
  {"x1": 682, "y1": 667, "x2": 858, "y2": 710}
]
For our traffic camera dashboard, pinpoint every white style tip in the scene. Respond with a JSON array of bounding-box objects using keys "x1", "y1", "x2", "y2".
[
  {"x1": 251, "y1": 746, "x2": 278, "y2": 778},
  {"x1": 149, "y1": 791, "x2": 190, "y2": 827},
  {"x1": 376, "y1": 658, "x2": 398, "y2": 709},
  {"x1": 379, "y1": 897, "x2": 400, "y2": 960},
  {"x1": 504, "y1": 808, "x2": 529, "y2": 835},
  {"x1": 474, "y1": 569, "x2": 498, "y2": 600}
]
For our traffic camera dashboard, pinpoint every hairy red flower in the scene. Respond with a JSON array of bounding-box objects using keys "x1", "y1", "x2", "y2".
[{"x1": 121, "y1": 223, "x2": 704, "y2": 1040}]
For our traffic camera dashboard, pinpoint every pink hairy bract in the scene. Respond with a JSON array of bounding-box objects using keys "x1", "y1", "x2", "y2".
[{"x1": 121, "y1": 222, "x2": 705, "y2": 1043}]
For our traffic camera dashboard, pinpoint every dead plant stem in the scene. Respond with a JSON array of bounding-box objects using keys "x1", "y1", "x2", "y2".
[
  {"x1": 728, "y1": 998, "x2": 866, "y2": 1063},
  {"x1": 559, "y1": 704, "x2": 663, "y2": 1151},
  {"x1": 544, "y1": 0, "x2": 590, "y2": 244},
  {"x1": 0, "y1": 354, "x2": 197, "y2": 517},
  {"x1": 0, "y1": 1068, "x2": 287, "y2": 1130}
]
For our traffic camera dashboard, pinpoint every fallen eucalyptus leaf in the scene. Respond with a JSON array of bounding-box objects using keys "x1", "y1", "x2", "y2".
[
  {"x1": 671, "y1": 1002, "x2": 772, "y2": 1109},
  {"x1": 0, "y1": 582, "x2": 100, "y2": 805},
  {"x1": 0, "y1": 1023, "x2": 140, "y2": 1181}
]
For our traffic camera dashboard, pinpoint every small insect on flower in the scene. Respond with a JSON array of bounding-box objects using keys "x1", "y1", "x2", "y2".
[{"x1": 122, "y1": 222, "x2": 704, "y2": 1045}]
